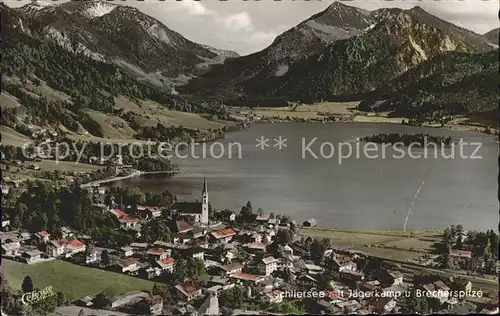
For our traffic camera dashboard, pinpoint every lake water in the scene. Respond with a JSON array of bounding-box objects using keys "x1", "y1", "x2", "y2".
[{"x1": 112, "y1": 123, "x2": 498, "y2": 231}]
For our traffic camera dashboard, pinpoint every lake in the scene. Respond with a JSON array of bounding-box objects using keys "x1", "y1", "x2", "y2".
[{"x1": 111, "y1": 123, "x2": 498, "y2": 231}]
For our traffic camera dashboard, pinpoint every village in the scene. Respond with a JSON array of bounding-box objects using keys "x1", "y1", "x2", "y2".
[{"x1": 1, "y1": 178, "x2": 499, "y2": 316}]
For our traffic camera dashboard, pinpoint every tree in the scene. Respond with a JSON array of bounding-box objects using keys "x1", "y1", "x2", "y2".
[
  {"x1": 406, "y1": 294, "x2": 428, "y2": 313},
  {"x1": 240, "y1": 206, "x2": 252, "y2": 218},
  {"x1": 246, "y1": 201, "x2": 252, "y2": 212},
  {"x1": 93, "y1": 293, "x2": 110, "y2": 309},
  {"x1": 56, "y1": 291, "x2": 65, "y2": 306},
  {"x1": 101, "y1": 250, "x2": 110, "y2": 266},
  {"x1": 219, "y1": 286, "x2": 244, "y2": 309},
  {"x1": 22, "y1": 276, "x2": 34, "y2": 293},
  {"x1": 174, "y1": 258, "x2": 207, "y2": 283},
  {"x1": 163, "y1": 289, "x2": 174, "y2": 306},
  {"x1": 310, "y1": 239, "x2": 326, "y2": 261},
  {"x1": 276, "y1": 229, "x2": 292, "y2": 245},
  {"x1": 152, "y1": 283, "x2": 162, "y2": 296}
]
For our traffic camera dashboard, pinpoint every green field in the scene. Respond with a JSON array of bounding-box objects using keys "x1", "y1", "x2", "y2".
[
  {"x1": 2, "y1": 259, "x2": 160, "y2": 302},
  {"x1": 297, "y1": 227, "x2": 442, "y2": 261}
]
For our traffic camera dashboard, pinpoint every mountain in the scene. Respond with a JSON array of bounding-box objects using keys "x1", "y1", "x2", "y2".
[
  {"x1": 13, "y1": 0, "x2": 226, "y2": 88},
  {"x1": 357, "y1": 49, "x2": 498, "y2": 119},
  {"x1": 181, "y1": 1, "x2": 376, "y2": 101},
  {"x1": 200, "y1": 45, "x2": 240, "y2": 59},
  {"x1": 1, "y1": 2, "x2": 226, "y2": 141},
  {"x1": 182, "y1": 4, "x2": 494, "y2": 105},
  {"x1": 484, "y1": 28, "x2": 499, "y2": 45}
]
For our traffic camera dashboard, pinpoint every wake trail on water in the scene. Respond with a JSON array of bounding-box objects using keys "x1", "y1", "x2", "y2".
[{"x1": 403, "y1": 180, "x2": 426, "y2": 232}]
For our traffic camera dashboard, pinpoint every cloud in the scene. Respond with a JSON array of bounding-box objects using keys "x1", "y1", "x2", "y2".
[
  {"x1": 173, "y1": 0, "x2": 214, "y2": 16},
  {"x1": 223, "y1": 12, "x2": 254, "y2": 32}
]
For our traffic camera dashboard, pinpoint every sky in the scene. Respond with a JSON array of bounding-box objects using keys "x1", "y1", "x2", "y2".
[{"x1": 6, "y1": 0, "x2": 499, "y2": 55}]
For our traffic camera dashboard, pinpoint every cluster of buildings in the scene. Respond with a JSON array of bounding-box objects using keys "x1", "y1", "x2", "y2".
[{"x1": 2, "y1": 179, "x2": 499, "y2": 315}]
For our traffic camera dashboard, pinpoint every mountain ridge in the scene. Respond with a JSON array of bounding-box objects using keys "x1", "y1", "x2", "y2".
[{"x1": 181, "y1": 3, "x2": 494, "y2": 104}]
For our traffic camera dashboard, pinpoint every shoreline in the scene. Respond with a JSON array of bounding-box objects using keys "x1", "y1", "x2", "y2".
[
  {"x1": 80, "y1": 169, "x2": 180, "y2": 188},
  {"x1": 252, "y1": 117, "x2": 498, "y2": 135}
]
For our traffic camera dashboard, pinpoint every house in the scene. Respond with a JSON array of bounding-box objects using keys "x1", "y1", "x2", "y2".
[
  {"x1": 175, "y1": 282, "x2": 203, "y2": 302},
  {"x1": 71, "y1": 250, "x2": 98, "y2": 265},
  {"x1": 109, "y1": 209, "x2": 140, "y2": 228},
  {"x1": 121, "y1": 246, "x2": 134, "y2": 257},
  {"x1": 118, "y1": 217, "x2": 141, "y2": 229},
  {"x1": 138, "y1": 267, "x2": 160, "y2": 280},
  {"x1": 76, "y1": 296, "x2": 94, "y2": 307},
  {"x1": 22, "y1": 250, "x2": 42, "y2": 263},
  {"x1": 267, "y1": 218, "x2": 278, "y2": 226},
  {"x1": 182, "y1": 247, "x2": 205, "y2": 261},
  {"x1": 420, "y1": 281, "x2": 450, "y2": 304},
  {"x1": 303, "y1": 218, "x2": 317, "y2": 227},
  {"x1": 382, "y1": 270, "x2": 404, "y2": 286},
  {"x1": 316, "y1": 299, "x2": 342, "y2": 314},
  {"x1": 230, "y1": 272, "x2": 263, "y2": 284},
  {"x1": 218, "y1": 210, "x2": 236, "y2": 222},
  {"x1": 47, "y1": 240, "x2": 65, "y2": 257},
  {"x1": 85, "y1": 250, "x2": 98, "y2": 264},
  {"x1": 111, "y1": 291, "x2": 149, "y2": 308},
  {"x1": 116, "y1": 258, "x2": 140, "y2": 274},
  {"x1": 1, "y1": 185, "x2": 10, "y2": 195},
  {"x1": 255, "y1": 213, "x2": 270, "y2": 222},
  {"x1": 296, "y1": 274, "x2": 319, "y2": 288},
  {"x1": 60, "y1": 227, "x2": 75, "y2": 239},
  {"x1": 141, "y1": 295, "x2": 163, "y2": 315},
  {"x1": 210, "y1": 228, "x2": 237, "y2": 244},
  {"x1": 47, "y1": 239, "x2": 86, "y2": 258},
  {"x1": 146, "y1": 248, "x2": 170, "y2": 262},
  {"x1": 305, "y1": 263, "x2": 324, "y2": 275},
  {"x1": 63, "y1": 239, "x2": 86, "y2": 257},
  {"x1": 221, "y1": 262, "x2": 244, "y2": 275},
  {"x1": 261, "y1": 290, "x2": 283, "y2": 304},
  {"x1": 371, "y1": 297, "x2": 397, "y2": 314},
  {"x1": 34, "y1": 231, "x2": 51, "y2": 244},
  {"x1": 281, "y1": 244, "x2": 293, "y2": 257},
  {"x1": 1, "y1": 241, "x2": 21, "y2": 257},
  {"x1": 245, "y1": 242, "x2": 267, "y2": 253},
  {"x1": 258, "y1": 276, "x2": 279, "y2": 293},
  {"x1": 331, "y1": 255, "x2": 357, "y2": 272},
  {"x1": 175, "y1": 220, "x2": 194, "y2": 234},
  {"x1": 258, "y1": 257, "x2": 279, "y2": 276},
  {"x1": 130, "y1": 243, "x2": 148, "y2": 251},
  {"x1": 449, "y1": 249, "x2": 472, "y2": 259},
  {"x1": 2, "y1": 219, "x2": 11, "y2": 230},
  {"x1": 156, "y1": 257, "x2": 175, "y2": 273},
  {"x1": 173, "y1": 304, "x2": 199, "y2": 316},
  {"x1": 172, "y1": 233, "x2": 192, "y2": 244},
  {"x1": 251, "y1": 234, "x2": 263, "y2": 243}
]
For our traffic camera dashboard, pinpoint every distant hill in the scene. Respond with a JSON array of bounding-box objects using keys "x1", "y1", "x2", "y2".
[
  {"x1": 358, "y1": 49, "x2": 499, "y2": 119},
  {"x1": 484, "y1": 28, "x2": 499, "y2": 45}
]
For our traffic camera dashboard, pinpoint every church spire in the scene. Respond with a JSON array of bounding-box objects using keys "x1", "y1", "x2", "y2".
[{"x1": 202, "y1": 177, "x2": 207, "y2": 195}]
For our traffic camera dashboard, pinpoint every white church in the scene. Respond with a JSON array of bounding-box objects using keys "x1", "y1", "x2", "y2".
[{"x1": 171, "y1": 178, "x2": 209, "y2": 225}]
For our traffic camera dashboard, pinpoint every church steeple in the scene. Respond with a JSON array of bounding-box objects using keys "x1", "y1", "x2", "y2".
[
  {"x1": 202, "y1": 177, "x2": 207, "y2": 195},
  {"x1": 201, "y1": 177, "x2": 209, "y2": 225}
]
